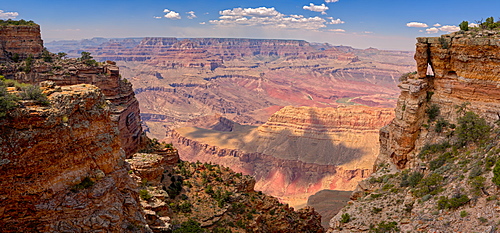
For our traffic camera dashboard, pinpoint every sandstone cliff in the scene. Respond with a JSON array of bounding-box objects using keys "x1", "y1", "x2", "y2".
[
  {"x1": 0, "y1": 83, "x2": 148, "y2": 232},
  {"x1": 330, "y1": 29, "x2": 500, "y2": 232},
  {"x1": 166, "y1": 106, "x2": 393, "y2": 208},
  {"x1": 0, "y1": 23, "x2": 43, "y2": 60}
]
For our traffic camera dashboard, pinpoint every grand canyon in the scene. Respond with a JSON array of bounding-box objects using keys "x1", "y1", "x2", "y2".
[{"x1": 2, "y1": 11, "x2": 500, "y2": 233}]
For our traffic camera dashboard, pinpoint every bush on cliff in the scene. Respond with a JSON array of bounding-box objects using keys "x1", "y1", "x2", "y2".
[
  {"x1": 459, "y1": 21, "x2": 469, "y2": 31},
  {"x1": 0, "y1": 78, "x2": 19, "y2": 118},
  {"x1": 456, "y1": 111, "x2": 490, "y2": 146},
  {"x1": 0, "y1": 19, "x2": 38, "y2": 26}
]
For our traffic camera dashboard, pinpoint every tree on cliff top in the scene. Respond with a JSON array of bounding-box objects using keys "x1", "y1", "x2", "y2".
[
  {"x1": 0, "y1": 19, "x2": 38, "y2": 26},
  {"x1": 79, "y1": 51, "x2": 98, "y2": 66}
]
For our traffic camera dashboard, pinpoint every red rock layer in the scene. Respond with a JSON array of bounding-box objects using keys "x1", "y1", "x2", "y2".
[
  {"x1": 0, "y1": 25, "x2": 43, "y2": 60},
  {"x1": 378, "y1": 34, "x2": 500, "y2": 169},
  {"x1": 0, "y1": 84, "x2": 147, "y2": 232}
]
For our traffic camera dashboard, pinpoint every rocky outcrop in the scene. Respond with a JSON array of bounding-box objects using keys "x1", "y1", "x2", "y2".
[
  {"x1": 330, "y1": 31, "x2": 500, "y2": 233},
  {"x1": 1, "y1": 59, "x2": 143, "y2": 157},
  {"x1": 127, "y1": 152, "x2": 324, "y2": 232},
  {"x1": 379, "y1": 32, "x2": 500, "y2": 170},
  {"x1": 0, "y1": 24, "x2": 43, "y2": 60},
  {"x1": 0, "y1": 83, "x2": 147, "y2": 232}
]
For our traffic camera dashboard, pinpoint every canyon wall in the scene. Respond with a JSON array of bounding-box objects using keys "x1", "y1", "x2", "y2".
[
  {"x1": 378, "y1": 32, "x2": 500, "y2": 170},
  {"x1": 330, "y1": 30, "x2": 500, "y2": 232},
  {"x1": 167, "y1": 106, "x2": 394, "y2": 207},
  {"x1": 0, "y1": 24, "x2": 43, "y2": 60},
  {"x1": 0, "y1": 83, "x2": 147, "y2": 232}
]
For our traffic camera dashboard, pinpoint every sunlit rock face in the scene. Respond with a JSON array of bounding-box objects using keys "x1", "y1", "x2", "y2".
[
  {"x1": 0, "y1": 84, "x2": 147, "y2": 232},
  {"x1": 166, "y1": 106, "x2": 394, "y2": 208}
]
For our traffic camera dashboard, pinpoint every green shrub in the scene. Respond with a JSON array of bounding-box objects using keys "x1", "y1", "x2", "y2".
[
  {"x1": 438, "y1": 37, "x2": 449, "y2": 49},
  {"x1": 418, "y1": 142, "x2": 451, "y2": 160},
  {"x1": 370, "y1": 221, "x2": 399, "y2": 233},
  {"x1": 437, "y1": 194, "x2": 469, "y2": 209},
  {"x1": 0, "y1": 80, "x2": 19, "y2": 117},
  {"x1": 71, "y1": 177, "x2": 95, "y2": 192},
  {"x1": 413, "y1": 173, "x2": 443, "y2": 197},
  {"x1": 340, "y1": 213, "x2": 351, "y2": 223},
  {"x1": 493, "y1": 159, "x2": 500, "y2": 186},
  {"x1": 429, "y1": 152, "x2": 452, "y2": 171},
  {"x1": 435, "y1": 118, "x2": 449, "y2": 133},
  {"x1": 426, "y1": 104, "x2": 440, "y2": 122},
  {"x1": 20, "y1": 85, "x2": 50, "y2": 105},
  {"x1": 139, "y1": 189, "x2": 153, "y2": 200},
  {"x1": 401, "y1": 171, "x2": 423, "y2": 188},
  {"x1": 460, "y1": 210, "x2": 468, "y2": 217},
  {"x1": 173, "y1": 219, "x2": 205, "y2": 233},
  {"x1": 456, "y1": 111, "x2": 490, "y2": 146},
  {"x1": 459, "y1": 21, "x2": 469, "y2": 31}
]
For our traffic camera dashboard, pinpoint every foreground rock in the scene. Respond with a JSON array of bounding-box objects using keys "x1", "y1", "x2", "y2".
[
  {"x1": 330, "y1": 30, "x2": 500, "y2": 232},
  {"x1": 127, "y1": 150, "x2": 324, "y2": 232},
  {"x1": 0, "y1": 84, "x2": 148, "y2": 232}
]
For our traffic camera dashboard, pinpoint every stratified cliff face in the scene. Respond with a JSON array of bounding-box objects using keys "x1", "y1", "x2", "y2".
[
  {"x1": 379, "y1": 33, "x2": 500, "y2": 169},
  {"x1": 0, "y1": 83, "x2": 147, "y2": 232},
  {"x1": 1, "y1": 60, "x2": 143, "y2": 157},
  {"x1": 330, "y1": 31, "x2": 500, "y2": 233},
  {"x1": 0, "y1": 24, "x2": 43, "y2": 60},
  {"x1": 166, "y1": 106, "x2": 393, "y2": 207}
]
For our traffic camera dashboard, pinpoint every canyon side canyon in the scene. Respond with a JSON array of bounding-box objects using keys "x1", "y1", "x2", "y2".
[{"x1": 47, "y1": 36, "x2": 414, "y2": 211}]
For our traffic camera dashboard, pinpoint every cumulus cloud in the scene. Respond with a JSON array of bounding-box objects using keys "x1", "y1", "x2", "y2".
[
  {"x1": 439, "y1": 25, "x2": 460, "y2": 32},
  {"x1": 187, "y1": 11, "x2": 197, "y2": 19},
  {"x1": 433, "y1": 23, "x2": 441, "y2": 27},
  {"x1": 329, "y1": 29, "x2": 345, "y2": 32},
  {"x1": 406, "y1": 22, "x2": 428, "y2": 28},
  {"x1": 469, "y1": 23, "x2": 479, "y2": 27},
  {"x1": 163, "y1": 9, "x2": 181, "y2": 19},
  {"x1": 303, "y1": 3, "x2": 329, "y2": 15},
  {"x1": 0, "y1": 10, "x2": 18, "y2": 19},
  {"x1": 153, "y1": 16, "x2": 162, "y2": 19},
  {"x1": 325, "y1": 0, "x2": 339, "y2": 2},
  {"x1": 327, "y1": 18, "x2": 344, "y2": 24},
  {"x1": 426, "y1": 27, "x2": 439, "y2": 34},
  {"x1": 210, "y1": 7, "x2": 331, "y2": 30}
]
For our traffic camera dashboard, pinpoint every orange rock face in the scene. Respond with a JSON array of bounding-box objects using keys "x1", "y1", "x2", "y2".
[
  {"x1": 0, "y1": 84, "x2": 147, "y2": 232},
  {"x1": 0, "y1": 24, "x2": 43, "y2": 60},
  {"x1": 167, "y1": 106, "x2": 394, "y2": 207},
  {"x1": 378, "y1": 33, "x2": 500, "y2": 169}
]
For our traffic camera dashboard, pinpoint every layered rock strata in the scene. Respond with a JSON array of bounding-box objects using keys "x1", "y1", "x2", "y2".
[
  {"x1": 167, "y1": 106, "x2": 394, "y2": 207},
  {"x1": 330, "y1": 31, "x2": 500, "y2": 232},
  {"x1": 2, "y1": 60, "x2": 143, "y2": 157},
  {"x1": 0, "y1": 24, "x2": 43, "y2": 60},
  {"x1": 0, "y1": 83, "x2": 147, "y2": 232}
]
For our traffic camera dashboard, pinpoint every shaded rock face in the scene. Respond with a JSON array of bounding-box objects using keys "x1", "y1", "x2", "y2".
[
  {"x1": 166, "y1": 106, "x2": 393, "y2": 207},
  {"x1": 0, "y1": 24, "x2": 43, "y2": 60},
  {"x1": 379, "y1": 34, "x2": 500, "y2": 169},
  {"x1": 3, "y1": 61, "x2": 143, "y2": 157},
  {"x1": 0, "y1": 84, "x2": 147, "y2": 232}
]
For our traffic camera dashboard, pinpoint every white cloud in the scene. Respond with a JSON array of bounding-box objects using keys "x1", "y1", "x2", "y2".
[
  {"x1": 0, "y1": 10, "x2": 18, "y2": 19},
  {"x1": 303, "y1": 3, "x2": 329, "y2": 15},
  {"x1": 327, "y1": 18, "x2": 344, "y2": 24},
  {"x1": 210, "y1": 7, "x2": 331, "y2": 30},
  {"x1": 406, "y1": 22, "x2": 428, "y2": 28},
  {"x1": 163, "y1": 9, "x2": 181, "y2": 19},
  {"x1": 187, "y1": 11, "x2": 197, "y2": 19},
  {"x1": 200, "y1": 22, "x2": 206, "y2": 25},
  {"x1": 439, "y1": 25, "x2": 460, "y2": 32},
  {"x1": 329, "y1": 29, "x2": 345, "y2": 32},
  {"x1": 470, "y1": 23, "x2": 479, "y2": 27},
  {"x1": 153, "y1": 16, "x2": 162, "y2": 19},
  {"x1": 426, "y1": 27, "x2": 439, "y2": 34},
  {"x1": 363, "y1": 31, "x2": 373, "y2": 34},
  {"x1": 325, "y1": 0, "x2": 339, "y2": 2},
  {"x1": 433, "y1": 23, "x2": 441, "y2": 27}
]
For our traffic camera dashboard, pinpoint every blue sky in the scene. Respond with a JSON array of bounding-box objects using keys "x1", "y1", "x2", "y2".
[{"x1": 1, "y1": 0, "x2": 500, "y2": 50}]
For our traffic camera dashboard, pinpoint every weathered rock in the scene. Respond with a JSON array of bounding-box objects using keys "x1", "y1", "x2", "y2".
[
  {"x1": 0, "y1": 84, "x2": 148, "y2": 232},
  {"x1": 0, "y1": 24, "x2": 43, "y2": 60}
]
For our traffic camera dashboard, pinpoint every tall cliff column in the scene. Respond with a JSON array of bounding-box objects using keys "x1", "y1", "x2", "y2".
[{"x1": 0, "y1": 24, "x2": 43, "y2": 60}]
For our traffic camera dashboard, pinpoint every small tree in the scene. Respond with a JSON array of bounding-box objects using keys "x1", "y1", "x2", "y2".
[
  {"x1": 459, "y1": 21, "x2": 469, "y2": 31},
  {"x1": 456, "y1": 111, "x2": 490, "y2": 146},
  {"x1": 80, "y1": 51, "x2": 93, "y2": 61},
  {"x1": 493, "y1": 159, "x2": 500, "y2": 187}
]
